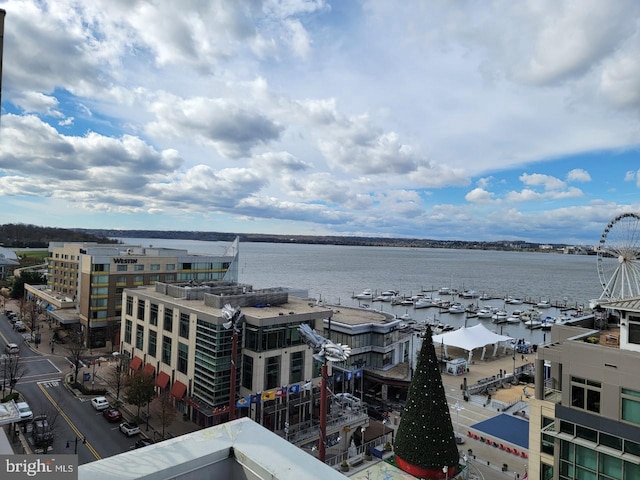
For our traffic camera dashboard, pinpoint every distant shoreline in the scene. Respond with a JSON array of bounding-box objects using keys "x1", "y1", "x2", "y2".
[{"x1": 75, "y1": 228, "x2": 588, "y2": 253}]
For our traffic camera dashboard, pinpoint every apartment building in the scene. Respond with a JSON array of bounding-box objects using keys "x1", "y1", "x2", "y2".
[
  {"x1": 528, "y1": 301, "x2": 640, "y2": 480},
  {"x1": 33, "y1": 238, "x2": 239, "y2": 348},
  {"x1": 120, "y1": 282, "x2": 332, "y2": 426}
]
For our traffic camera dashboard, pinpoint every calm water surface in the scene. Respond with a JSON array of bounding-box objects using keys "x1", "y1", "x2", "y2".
[{"x1": 116, "y1": 238, "x2": 604, "y2": 344}]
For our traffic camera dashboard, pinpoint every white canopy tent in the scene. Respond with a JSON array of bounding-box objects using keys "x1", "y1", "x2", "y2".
[{"x1": 431, "y1": 324, "x2": 514, "y2": 364}]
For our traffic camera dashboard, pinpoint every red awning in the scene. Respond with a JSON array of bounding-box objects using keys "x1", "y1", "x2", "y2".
[
  {"x1": 171, "y1": 380, "x2": 187, "y2": 399},
  {"x1": 143, "y1": 363, "x2": 155, "y2": 376},
  {"x1": 129, "y1": 356, "x2": 142, "y2": 371},
  {"x1": 156, "y1": 371, "x2": 170, "y2": 389}
]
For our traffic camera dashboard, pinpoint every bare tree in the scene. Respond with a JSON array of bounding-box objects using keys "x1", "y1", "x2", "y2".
[
  {"x1": 104, "y1": 356, "x2": 127, "y2": 405},
  {"x1": 1, "y1": 352, "x2": 27, "y2": 396},
  {"x1": 125, "y1": 370, "x2": 155, "y2": 419},
  {"x1": 30, "y1": 390, "x2": 64, "y2": 452},
  {"x1": 64, "y1": 329, "x2": 87, "y2": 384},
  {"x1": 151, "y1": 390, "x2": 176, "y2": 439}
]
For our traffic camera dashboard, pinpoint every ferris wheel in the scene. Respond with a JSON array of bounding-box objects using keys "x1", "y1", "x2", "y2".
[{"x1": 597, "y1": 213, "x2": 640, "y2": 300}]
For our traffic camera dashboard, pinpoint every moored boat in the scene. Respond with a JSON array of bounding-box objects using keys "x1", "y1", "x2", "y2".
[
  {"x1": 448, "y1": 302, "x2": 465, "y2": 314},
  {"x1": 354, "y1": 289, "x2": 373, "y2": 300}
]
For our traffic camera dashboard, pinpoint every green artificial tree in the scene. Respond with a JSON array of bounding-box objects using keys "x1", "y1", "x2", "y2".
[{"x1": 394, "y1": 325, "x2": 459, "y2": 479}]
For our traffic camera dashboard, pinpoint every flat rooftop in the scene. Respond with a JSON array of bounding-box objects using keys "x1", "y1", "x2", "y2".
[{"x1": 78, "y1": 418, "x2": 346, "y2": 480}]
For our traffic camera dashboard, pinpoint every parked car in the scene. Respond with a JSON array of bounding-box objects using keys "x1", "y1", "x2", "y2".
[
  {"x1": 134, "y1": 438, "x2": 154, "y2": 449},
  {"x1": 14, "y1": 321, "x2": 27, "y2": 332},
  {"x1": 16, "y1": 401, "x2": 33, "y2": 422},
  {"x1": 4, "y1": 343, "x2": 19, "y2": 355},
  {"x1": 91, "y1": 396, "x2": 110, "y2": 411},
  {"x1": 102, "y1": 408, "x2": 122, "y2": 423},
  {"x1": 32, "y1": 415, "x2": 54, "y2": 446},
  {"x1": 119, "y1": 422, "x2": 140, "y2": 437}
]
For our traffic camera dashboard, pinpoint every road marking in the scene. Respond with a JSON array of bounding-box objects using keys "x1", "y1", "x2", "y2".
[{"x1": 37, "y1": 382, "x2": 102, "y2": 460}]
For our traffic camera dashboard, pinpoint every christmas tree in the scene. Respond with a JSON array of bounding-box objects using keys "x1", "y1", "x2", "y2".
[{"x1": 394, "y1": 325, "x2": 459, "y2": 479}]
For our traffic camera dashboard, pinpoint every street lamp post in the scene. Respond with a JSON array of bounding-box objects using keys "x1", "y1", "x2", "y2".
[
  {"x1": 66, "y1": 436, "x2": 86, "y2": 454},
  {"x1": 222, "y1": 304, "x2": 245, "y2": 422},
  {"x1": 453, "y1": 396, "x2": 464, "y2": 444}
]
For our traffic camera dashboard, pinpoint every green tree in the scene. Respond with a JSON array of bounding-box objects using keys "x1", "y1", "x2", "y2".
[
  {"x1": 11, "y1": 271, "x2": 46, "y2": 299},
  {"x1": 125, "y1": 370, "x2": 156, "y2": 419},
  {"x1": 394, "y1": 325, "x2": 459, "y2": 478}
]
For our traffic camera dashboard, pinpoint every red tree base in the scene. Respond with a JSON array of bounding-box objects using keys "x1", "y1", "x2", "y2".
[{"x1": 395, "y1": 455, "x2": 457, "y2": 479}]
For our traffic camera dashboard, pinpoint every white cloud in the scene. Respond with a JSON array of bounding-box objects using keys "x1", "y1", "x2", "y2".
[
  {"x1": 465, "y1": 188, "x2": 495, "y2": 203},
  {"x1": 520, "y1": 173, "x2": 566, "y2": 191},
  {"x1": 567, "y1": 169, "x2": 591, "y2": 182}
]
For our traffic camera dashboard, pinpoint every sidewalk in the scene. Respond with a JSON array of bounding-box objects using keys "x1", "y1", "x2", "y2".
[{"x1": 6, "y1": 299, "x2": 200, "y2": 444}]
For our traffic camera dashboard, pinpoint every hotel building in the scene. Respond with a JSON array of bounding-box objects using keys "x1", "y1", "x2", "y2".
[
  {"x1": 27, "y1": 238, "x2": 239, "y2": 349},
  {"x1": 528, "y1": 300, "x2": 640, "y2": 480}
]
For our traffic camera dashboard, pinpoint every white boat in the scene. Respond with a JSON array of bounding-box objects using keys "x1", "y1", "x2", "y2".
[
  {"x1": 520, "y1": 309, "x2": 541, "y2": 322},
  {"x1": 414, "y1": 297, "x2": 435, "y2": 309},
  {"x1": 354, "y1": 289, "x2": 373, "y2": 300},
  {"x1": 524, "y1": 320, "x2": 542, "y2": 329},
  {"x1": 506, "y1": 297, "x2": 524, "y2": 305},
  {"x1": 448, "y1": 302, "x2": 465, "y2": 314},
  {"x1": 376, "y1": 290, "x2": 398, "y2": 302},
  {"x1": 506, "y1": 316, "x2": 520, "y2": 324},
  {"x1": 438, "y1": 287, "x2": 452, "y2": 295},
  {"x1": 476, "y1": 308, "x2": 493, "y2": 319},
  {"x1": 461, "y1": 290, "x2": 479, "y2": 299},
  {"x1": 479, "y1": 293, "x2": 491, "y2": 300},
  {"x1": 492, "y1": 310, "x2": 508, "y2": 323},
  {"x1": 536, "y1": 300, "x2": 552, "y2": 308},
  {"x1": 399, "y1": 311, "x2": 413, "y2": 322}
]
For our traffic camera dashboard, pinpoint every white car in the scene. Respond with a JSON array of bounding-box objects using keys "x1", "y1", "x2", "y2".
[
  {"x1": 91, "y1": 396, "x2": 110, "y2": 411},
  {"x1": 17, "y1": 401, "x2": 33, "y2": 421},
  {"x1": 119, "y1": 422, "x2": 140, "y2": 437},
  {"x1": 4, "y1": 343, "x2": 19, "y2": 355}
]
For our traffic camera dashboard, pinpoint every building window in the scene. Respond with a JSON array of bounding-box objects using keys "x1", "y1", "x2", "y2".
[
  {"x1": 148, "y1": 330, "x2": 157, "y2": 357},
  {"x1": 150, "y1": 275, "x2": 159, "y2": 283},
  {"x1": 541, "y1": 417, "x2": 555, "y2": 455},
  {"x1": 163, "y1": 308, "x2": 173, "y2": 332},
  {"x1": 150, "y1": 303, "x2": 158, "y2": 326},
  {"x1": 290, "y1": 351, "x2": 304, "y2": 384},
  {"x1": 117, "y1": 264, "x2": 127, "y2": 272},
  {"x1": 124, "y1": 320, "x2": 132, "y2": 344},
  {"x1": 93, "y1": 263, "x2": 108, "y2": 272},
  {"x1": 165, "y1": 274, "x2": 175, "y2": 282},
  {"x1": 242, "y1": 355, "x2": 253, "y2": 390},
  {"x1": 137, "y1": 300, "x2": 145, "y2": 321},
  {"x1": 166, "y1": 264, "x2": 175, "y2": 270},
  {"x1": 126, "y1": 296, "x2": 133, "y2": 316},
  {"x1": 571, "y1": 376, "x2": 601, "y2": 413},
  {"x1": 162, "y1": 336, "x2": 172, "y2": 365},
  {"x1": 136, "y1": 324, "x2": 144, "y2": 350},
  {"x1": 541, "y1": 464, "x2": 553, "y2": 480},
  {"x1": 629, "y1": 321, "x2": 640, "y2": 344},
  {"x1": 177, "y1": 343, "x2": 188, "y2": 374},
  {"x1": 179, "y1": 313, "x2": 189, "y2": 339},
  {"x1": 134, "y1": 264, "x2": 144, "y2": 271},
  {"x1": 133, "y1": 275, "x2": 143, "y2": 284},
  {"x1": 116, "y1": 276, "x2": 126, "y2": 284},
  {"x1": 151, "y1": 264, "x2": 160, "y2": 271},
  {"x1": 264, "y1": 356, "x2": 280, "y2": 390},
  {"x1": 621, "y1": 388, "x2": 640, "y2": 425}
]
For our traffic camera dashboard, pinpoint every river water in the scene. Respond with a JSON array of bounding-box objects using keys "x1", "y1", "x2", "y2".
[{"x1": 115, "y1": 237, "x2": 605, "y2": 345}]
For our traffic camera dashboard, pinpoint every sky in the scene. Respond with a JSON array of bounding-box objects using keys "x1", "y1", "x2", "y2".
[{"x1": 0, "y1": 1, "x2": 639, "y2": 245}]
